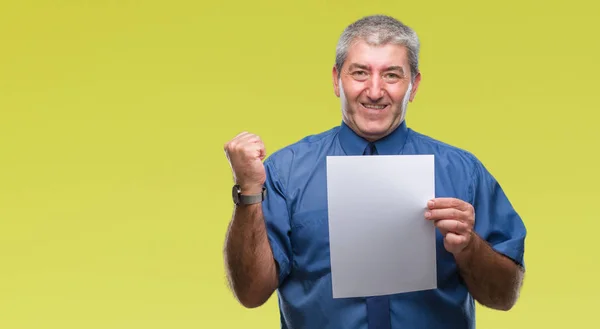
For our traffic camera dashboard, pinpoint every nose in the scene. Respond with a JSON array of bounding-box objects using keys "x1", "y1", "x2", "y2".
[{"x1": 366, "y1": 75, "x2": 384, "y2": 101}]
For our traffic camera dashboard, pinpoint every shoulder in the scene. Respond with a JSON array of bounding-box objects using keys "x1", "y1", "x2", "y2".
[
  {"x1": 264, "y1": 125, "x2": 339, "y2": 175},
  {"x1": 408, "y1": 128, "x2": 500, "y2": 195},
  {"x1": 408, "y1": 129, "x2": 504, "y2": 207},
  {"x1": 409, "y1": 128, "x2": 482, "y2": 171}
]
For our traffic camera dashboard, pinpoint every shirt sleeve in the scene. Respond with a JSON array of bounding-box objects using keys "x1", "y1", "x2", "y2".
[
  {"x1": 469, "y1": 159, "x2": 527, "y2": 268},
  {"x1": 261, "y1": 159, "x2": 293, "y2": 285}
]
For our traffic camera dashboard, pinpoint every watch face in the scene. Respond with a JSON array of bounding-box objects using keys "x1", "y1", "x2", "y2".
[{"x1": 232, "y1": 185, "x2": 241, "y2": 204}]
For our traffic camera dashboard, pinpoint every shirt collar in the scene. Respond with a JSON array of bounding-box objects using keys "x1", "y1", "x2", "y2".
[{"x1": 338, "y1": 120, "x2": 410, "y2": 155}]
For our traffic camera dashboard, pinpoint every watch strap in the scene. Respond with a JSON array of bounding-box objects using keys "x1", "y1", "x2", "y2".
[
  {"x1": 238, "y1": 193, "x2": 263, "y2": 205},
  {"x1": 233, "y1": 185, "x2": 266, "y2": 205}
]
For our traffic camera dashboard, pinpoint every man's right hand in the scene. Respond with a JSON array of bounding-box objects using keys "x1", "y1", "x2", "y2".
[{"x1": 224, "y1": 132, "x2": 266, "y2": 194}]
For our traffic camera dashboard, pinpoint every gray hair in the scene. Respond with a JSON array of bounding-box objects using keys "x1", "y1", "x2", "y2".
[{"x1": 335, "y1": 15, "x2": 420, "y2": 82}]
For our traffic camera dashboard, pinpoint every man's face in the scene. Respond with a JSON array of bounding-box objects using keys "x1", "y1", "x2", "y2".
[{"x1": 333, "y1": 40, "x2": 421, "y2": 141}]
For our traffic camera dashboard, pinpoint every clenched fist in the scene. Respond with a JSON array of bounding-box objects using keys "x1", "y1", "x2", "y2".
[{"x1": 224, "y1": 132, "x2": 266, "y2": 194}]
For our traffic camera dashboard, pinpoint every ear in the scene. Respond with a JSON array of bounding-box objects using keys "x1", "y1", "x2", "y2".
[
  {"x1": 332, "y1": 66, "x2": 340, "y2": 98},
  {"x1": 409, "y1": 72, "x2": 422, "y2": 102}
]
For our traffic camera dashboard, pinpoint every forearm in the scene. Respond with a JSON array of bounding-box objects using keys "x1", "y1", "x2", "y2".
[
  {"x1": 223, "y1": 203, "x2": 278, "y2": 308},
  {"x1": 454, "y1": 232, "x2": 524, "y2": 311}
]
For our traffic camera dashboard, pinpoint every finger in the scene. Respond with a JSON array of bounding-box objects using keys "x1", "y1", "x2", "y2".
[
  {"x1": 445, "y1": 232, "x2": 468, "y2": 246},
  {"x1": 224, "y1": 131, "x2": 249, "y2": 150},
  {"x1": 427, "y1": 198, "x2": 470, "y2": 211},
  {"x1": 235, "y1": 132, "x2": 259, "y2": 144},
  {"x1": 434, "y1": 219, "x2": 468, "y2": 234},
  {"x1": 245, "y1": 142, "x2": 266, "y2": 160},
  {"x1": 231, "y1": 131, "x2": 252, "y2": 144},
  {"x1": 257, "y1": 140, "x2": 266, "y2": 160},
  {"x1": 246, "y1": 139, "x2": 266, "y2": 160},
  {"x1": 425, "y1": 208, "x2": 464, "y2": 221},
  {"x1": 226, "y1": 134, "x2": 261, "y2": 152}
]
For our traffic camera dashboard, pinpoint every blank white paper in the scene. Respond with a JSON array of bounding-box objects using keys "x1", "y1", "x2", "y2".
[{"x1": 326, "y1": 154, "x2": 437, "y2": 298}]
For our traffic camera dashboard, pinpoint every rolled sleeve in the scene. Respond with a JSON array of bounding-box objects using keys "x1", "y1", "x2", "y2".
[
  {"x1": 262, "y1": 159, "x2": 293, "y2": 285},
  {"x1": 469, "y1": 160, "x2": 527, "y2": 268}
]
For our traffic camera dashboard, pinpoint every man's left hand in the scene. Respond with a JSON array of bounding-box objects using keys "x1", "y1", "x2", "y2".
[{"x1": 425, "y1": 198, "x2": 475, "y2": 255}]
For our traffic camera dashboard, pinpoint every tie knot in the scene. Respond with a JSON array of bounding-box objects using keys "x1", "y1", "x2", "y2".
[{"x1": 364, "y1": 142, "x2": 378, "y2": 155}]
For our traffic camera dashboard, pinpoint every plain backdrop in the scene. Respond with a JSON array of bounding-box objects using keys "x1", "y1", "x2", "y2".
[{"x1": 1, "y1": 0, "x2": 599, "y2": 328}]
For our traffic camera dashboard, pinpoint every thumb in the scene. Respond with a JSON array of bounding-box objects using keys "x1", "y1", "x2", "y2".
[
  {"x1": 256, "y1": 141, "x2": 266, "y2": 161},
  {"x1": 258, "y1": 148, "x2": 266, "y2": 161}
]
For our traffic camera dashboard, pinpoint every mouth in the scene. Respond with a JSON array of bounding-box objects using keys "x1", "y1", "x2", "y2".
[{"x1": 361, "y1": 103, "x2": 389, "y2": 111}]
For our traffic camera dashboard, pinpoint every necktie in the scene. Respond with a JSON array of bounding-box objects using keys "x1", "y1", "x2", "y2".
[
  {"x1": 364, "y1": 142, "x2": 378, "y2": 156},
  {"x1": 362, "y1": 142, "x2": 391, "y2": 329}
]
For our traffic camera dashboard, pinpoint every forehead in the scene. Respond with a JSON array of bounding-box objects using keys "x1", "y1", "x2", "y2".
[{"x1": 344, "y1": 39, "x2": 409, "y2": 70}]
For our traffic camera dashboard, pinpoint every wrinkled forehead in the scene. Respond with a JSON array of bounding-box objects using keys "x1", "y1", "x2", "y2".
[{"x1": 344, "y1": 39, "x2": 410, "y2": 72}]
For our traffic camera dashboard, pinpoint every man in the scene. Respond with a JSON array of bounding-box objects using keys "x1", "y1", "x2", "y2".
[{"x1": 223, "y1": 15, "x2": 526, "y2": 329}]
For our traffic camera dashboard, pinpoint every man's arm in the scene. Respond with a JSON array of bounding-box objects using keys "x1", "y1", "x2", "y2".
[
  {"x1": 223, "y1": 198, "x2": 278, "y2": 308},
  {"x1": 454, "y1": 232, "x2": 524, "y2": 311},
  {"x1": 426, "y1": 198, "x2": 524, "y2": 311},
  {"x1": 223, "y1": 132, "x2": 279, "y2": 308}
]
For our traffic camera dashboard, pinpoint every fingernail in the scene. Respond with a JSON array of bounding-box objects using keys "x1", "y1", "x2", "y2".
[
  {"x1": 427, "y1": 200, "x2": 434, "y2": 207},
  {"x1": 425, "y1": 211, "x2": 431, "y2": 218}
]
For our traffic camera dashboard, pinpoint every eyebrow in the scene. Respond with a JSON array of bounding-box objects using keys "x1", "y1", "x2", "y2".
[
  {"x1": 385, "y1": 66, "x2": 405, "y2": 74},
  {"x1": 348, "y1": 63, "x2": 370, "y2": 71},
  {"x1": 348, "y1": 63, "x2": 405, "y2": 74}
]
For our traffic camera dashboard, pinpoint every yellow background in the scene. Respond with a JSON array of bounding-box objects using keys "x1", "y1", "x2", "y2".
[{"x1": 1, "y1": 0, "x2": 598, "y2": 328}]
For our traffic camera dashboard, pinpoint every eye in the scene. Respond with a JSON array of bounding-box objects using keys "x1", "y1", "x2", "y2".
[
  {"x1": 384, "y1": 73, "x2": 401, "y2": 80},
  {"x1": 351, "y1": 71, "x2": 369, "y2": 80}
]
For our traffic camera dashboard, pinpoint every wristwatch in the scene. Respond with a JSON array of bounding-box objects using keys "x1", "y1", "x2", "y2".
[{"x1": 232, "y1": 184, "x2": 266, "y2": 205}]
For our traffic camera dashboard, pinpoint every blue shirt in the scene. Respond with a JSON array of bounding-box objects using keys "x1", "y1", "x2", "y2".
[{"x1": 261, "y1": 120, "x2": 526, "y2": 329}]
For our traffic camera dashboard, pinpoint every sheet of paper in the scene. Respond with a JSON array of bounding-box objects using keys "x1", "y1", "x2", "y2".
[{"x1": 326, "y1": 154, "x2": 437, "y2": 298}]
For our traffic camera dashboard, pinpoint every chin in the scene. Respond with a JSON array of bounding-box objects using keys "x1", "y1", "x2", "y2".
[
  {"x1": 357, "y1": 125, "x2": 388, "y2": 140},
  {"x1": 355, "y1": 116, "x2": 402, "y2": 140},
  {"x1": 359, "y1": 120, "x2": 389, "y2": 133}
]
